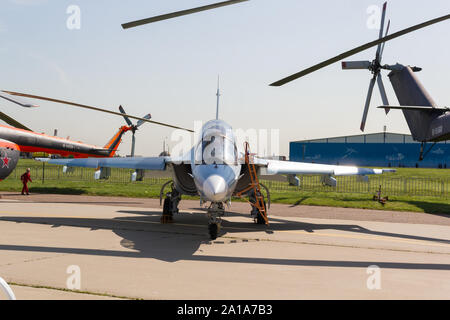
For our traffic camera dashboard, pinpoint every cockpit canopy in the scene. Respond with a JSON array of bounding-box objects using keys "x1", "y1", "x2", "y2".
[{"x1": 194, "y1": 120, "x2": 238, "y2": 165}]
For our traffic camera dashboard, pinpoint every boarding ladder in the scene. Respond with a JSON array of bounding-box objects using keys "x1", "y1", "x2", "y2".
[{"x1": 236, "y1": 142, "x2": 269, "y2": 225}]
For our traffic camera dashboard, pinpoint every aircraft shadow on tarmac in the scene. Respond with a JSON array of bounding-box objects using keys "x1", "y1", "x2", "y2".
[{"x1": 0, "y1": 209, "x2": 449, "y2": 270}]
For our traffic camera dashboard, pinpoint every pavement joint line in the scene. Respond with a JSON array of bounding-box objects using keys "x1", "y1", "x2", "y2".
[
  {"x1": 8, "y1": 281, "x2": 141, "y2": 300},
  {"x1": 0, "y1": 239, "x2": 125, "y2": 266},
  {"x1": 0, "y1": 244, "x2": 123, "y2": 268},
  {"x1": 218, "y1": 235, "x2": 450, "y2": 256},
  {"x1": 1, "y1": 210, "x2": 450, "y2": 249},
  {"x1": 0, "y1": 253, "x2": 67, "y2": 268},
  {"x1": 275, "y1": 229, "x2": 450, "y2": 248}
]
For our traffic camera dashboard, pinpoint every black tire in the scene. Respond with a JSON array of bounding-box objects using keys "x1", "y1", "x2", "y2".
[
  {"x1": 163, "y1": 197, "x2": 173, "y2": 216},
  {"x1": 255, "y1": 213, "x2": 265, "y2": 225},
  {"x1": 161, "y1": 198, "x2": 174, "y2": 223},
  {"x1": 208, "y1": 223, "x2": 218, "y2": 240},
  {"x1": 255, "y1": 201, "x2": 267, "y2": 225}
]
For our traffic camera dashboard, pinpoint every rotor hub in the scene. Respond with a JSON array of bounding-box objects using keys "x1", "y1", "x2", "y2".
[{"x1": 369, "y1": 59, "x2": 382, "y2": 74}]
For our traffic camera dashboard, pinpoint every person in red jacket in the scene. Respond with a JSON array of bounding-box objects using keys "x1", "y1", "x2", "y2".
[{"x1": 20, "y1": 168, "x2": 32, "y2": 195}]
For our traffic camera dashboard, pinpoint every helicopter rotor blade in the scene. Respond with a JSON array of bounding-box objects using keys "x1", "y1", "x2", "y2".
[
  {"x1": 377, "y1": 74, "x2": 390, "y2": 114},
  {"x1": 0, "y1": 92, "x2": 39, "y2": 108},
  {"x1": 0, "y1": 110, "x2": 33, "y2": 131},
  {"x1": 2, "y1": 90, "x2": 193, "y2": 132},
  {"x1": 131, "y1": 132, "x2": 136, "y2": 157},
  {"x1": 136, "y1": 113, "x2": 152, "y2": 128},
  {"x1": 379, "y1": 19, "x2": 391, "y2": 60},
  {"x1": 119, "y1": 105, "x2": 133, "y2": 127},
  {"x1": 361, "y1": 75, "x2": 377, "y2": 132},
  {"x1": 375, "y1": 2, "x2": 388, "y2": 61},
  {"x1": 122, "y1": 0, "x2": 249, "y2": 29},
  {"x1": 270, "y1": 13, "x2": 450, "y2": 86},
  {"x1": 341, "y1": 61, "x2": 371, "y2": 70}
]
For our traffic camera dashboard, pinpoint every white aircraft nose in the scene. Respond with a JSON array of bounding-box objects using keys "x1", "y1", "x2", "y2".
[{"x1": 202, "y1": 175, "x2": 228, "y2": 202}]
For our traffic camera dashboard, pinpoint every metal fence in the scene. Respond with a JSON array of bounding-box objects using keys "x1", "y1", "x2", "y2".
[
  {"x1": 10, "y1": 164, "x2": 450, "y2": 199},
  {"x1": 262, "y1": 175, "x2": 450, "y2": 198},
  {"x1": 11, "y1": 164, "x2": 172, "y2": 184}
]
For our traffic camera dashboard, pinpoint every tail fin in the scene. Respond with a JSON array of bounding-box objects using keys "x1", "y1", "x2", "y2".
[
  {"x1": 103, "y1": 126, "x2": 131, "y2": 157},
  {"x1": 388, "y1": 66, "x2": 440, "y2": 141}
]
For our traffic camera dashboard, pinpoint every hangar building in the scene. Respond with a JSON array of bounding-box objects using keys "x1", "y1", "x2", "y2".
[{"x1": 290, "y1": 132, "x2": 449, "y2": 168}]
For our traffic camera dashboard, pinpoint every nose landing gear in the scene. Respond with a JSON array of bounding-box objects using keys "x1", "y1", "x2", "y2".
[
  {"x1": 207, "y1": 202, "x2": 225, "y2": 240},
  {"x1": 208, "y1": 223, "x2": 219, "y2": 240}
]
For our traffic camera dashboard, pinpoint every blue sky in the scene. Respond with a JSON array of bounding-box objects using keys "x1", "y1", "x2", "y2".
[{"x1": 1, "y1": 0, "x2": 449, "y2": 156}]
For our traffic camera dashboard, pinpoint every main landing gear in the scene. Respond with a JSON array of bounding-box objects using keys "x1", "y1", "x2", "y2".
[
  {"x1": 207, "y1": 202, "x2": 225, "y2": 240},
  {"x1": 160, "y1": 183, "x2": 181, "y2": 224},
  {"x1": 249, "y1": 189, "x2": 268, "y2": 225}
]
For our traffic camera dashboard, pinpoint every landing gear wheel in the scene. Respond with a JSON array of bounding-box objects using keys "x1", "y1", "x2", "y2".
[
  {"x1": 208, "y1": 223, "x2": 218, "y2": 240},
  {"x1": 254, "y1": 201, "x2": 267, "y2": 225},
  {"x1": 255, "y1": 212, "x2": 266, "y2": 225},
  {"x1": 161, "y1": 198, "x2": 173, "y2": 223}
]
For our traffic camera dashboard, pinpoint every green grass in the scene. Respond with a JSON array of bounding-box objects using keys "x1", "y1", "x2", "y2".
[
  {"x1": 268, "y1": 190, "x2": 450, "y2": 214},
  {"x1": 2, "y1": 159, "x2": 449, "y2": 215}
]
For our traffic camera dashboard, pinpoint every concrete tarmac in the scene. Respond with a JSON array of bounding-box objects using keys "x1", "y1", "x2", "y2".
[{"x1": 0, "y1": 193, "x2": 449, "y2": 300}]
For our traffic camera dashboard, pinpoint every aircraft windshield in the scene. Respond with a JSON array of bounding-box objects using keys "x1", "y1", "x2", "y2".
[{"x1": 195, "y1": 120, "x2": 238, "y2": 165}]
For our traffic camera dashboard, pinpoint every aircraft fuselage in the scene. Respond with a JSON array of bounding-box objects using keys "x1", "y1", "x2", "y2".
[{"x1": 190, "y1": 119, "x2": 241, "y2": 203}]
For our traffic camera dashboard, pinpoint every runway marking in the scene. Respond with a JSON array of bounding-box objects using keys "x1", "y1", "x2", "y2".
[{"x1": 1, "y1": 209, "x2": 449, "y2": 251}]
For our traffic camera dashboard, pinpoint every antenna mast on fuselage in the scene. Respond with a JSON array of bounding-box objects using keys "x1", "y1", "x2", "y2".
[{"x1": 216, "y1": 76, "x2": 221, "y2": 120}]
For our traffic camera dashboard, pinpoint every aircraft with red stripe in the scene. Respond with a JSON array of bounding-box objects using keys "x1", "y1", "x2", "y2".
[
  {"x1": 0, "y1": 125, "x2": 130, "y2": 180},
  {"x1": 0, "y1": 92, "x2": 159, "y2": 180}
]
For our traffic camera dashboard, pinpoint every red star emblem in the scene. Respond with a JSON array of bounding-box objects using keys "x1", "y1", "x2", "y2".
[{"x1": 1, "y1": 155, "x2": 10, "y2": 168}]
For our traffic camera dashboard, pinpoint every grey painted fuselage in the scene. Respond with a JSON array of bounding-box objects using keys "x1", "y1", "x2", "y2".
[
  {"x1": 191, "y1": 120, "x2": 241, "y2": 203},
  {"x1": 170, "y1": 119, "x2": 242, "y2": 203}
]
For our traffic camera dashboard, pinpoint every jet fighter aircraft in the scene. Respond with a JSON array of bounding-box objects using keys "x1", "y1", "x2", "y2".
[
  {"x1": 0, "y1": 0, "x2": 400, "y2": 239},
  {"x1": 4, "y1": 90, "x2": 395, "y2": 239}
]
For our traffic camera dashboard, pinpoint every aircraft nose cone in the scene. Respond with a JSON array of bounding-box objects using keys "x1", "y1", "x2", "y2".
[{"x1": 202, "y1": 175, "x2": 228, "y2": 202}]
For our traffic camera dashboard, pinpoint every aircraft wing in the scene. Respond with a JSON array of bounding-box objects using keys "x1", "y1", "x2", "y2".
[
  {"x1": 36, "y1": 156, "x2": 169, "y2": 170},
  {"x1": 254, "y1": 158, "x2": 395, "y2": 176}
]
